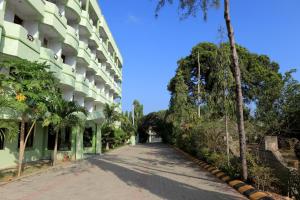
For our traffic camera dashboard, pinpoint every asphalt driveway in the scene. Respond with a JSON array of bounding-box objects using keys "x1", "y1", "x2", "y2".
[{"x1": 0, "y1": 143, "x2": 246, "y2": 200}]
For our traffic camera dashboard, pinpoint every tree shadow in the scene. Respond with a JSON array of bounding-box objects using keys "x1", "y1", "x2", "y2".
[{"x1": 87, "y1": 157, "x2": 244, "y2": 200}]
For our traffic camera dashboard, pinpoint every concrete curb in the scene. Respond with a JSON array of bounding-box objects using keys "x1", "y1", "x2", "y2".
[{"x1": 173, "y1": 147, "x2": 275, "y2": 200}]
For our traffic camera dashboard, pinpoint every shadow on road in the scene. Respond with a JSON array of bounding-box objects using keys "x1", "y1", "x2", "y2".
[{"x1": 86, "y1": 144, "x2": 243, "y2": 200}]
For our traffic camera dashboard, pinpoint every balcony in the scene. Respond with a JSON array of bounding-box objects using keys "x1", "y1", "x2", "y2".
[
  {"x1": 112, "y1": 82, "x2": 122, "y2": 97},
  {"x1": 89, "y1": 58, "x2": 99, "y2": 73},
  {"x1": 77, "y1": 41, "x2": 91, "y2": 66},
  {"x1": 89, "y1": 27, "x2": 100, "y2": 48},
  {"x1": 87, "y1": 110, "x2": 104, "y2": 121},
  {"x1": 95, "y1": 68, "x2": 110, "y2": 86},
  {"x1": 0, "y1": 21, "x2": 40, "y2": 60},
  {"x1": 60, "y1": 64, "x2": 76, "y2": 89},
  {"x1": 64, "y1": 25, "x2": 79, "y2": 54},
  {"x1": 75, "y1": 74, "x2": 89, "y2": 96},
  {"x1": 65, "y1": 0, "x2": 81, "y2": 24},
  {"x1": 79, "y1": 11, "x2": 93, "y2": 37},
  {"x1": 85, "y1": 82, "x2": 96, "y2": 101},
  {"x1": 91, "y1": 85, "x2": 98, "y2": 99},
  {"x1": 94, "y1": 90, "x2": 108, "y2": 105},
  {"x1": 39, "y1": 47, "x2": 62, "y2": 75},
  {"x1": 96, "y1": 39, "x2": 109, "y2": 61},
  {"x1": 41, "y1": 1, "x2": 67, "y2": 40},
  {"x1": 106, "y1": 59, "x2": 121, "y2": 80},
  {"x1": 8, "y1": 0, "x2": 44, "y2": 20}
]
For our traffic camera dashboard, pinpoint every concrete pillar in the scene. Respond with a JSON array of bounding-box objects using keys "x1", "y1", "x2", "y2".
[
  {"x1": 95, "y1": 123, "x2": 102, "y2": 154},
  {"x1": 72, "y1": 126, "x2": 83, "y2": 160},
  {"x1": 0, "y1": 0, "x2": 7, "y2": 12},
  {"x1": 85, "y1": 0, "x2": 90, "y2": 12},
  {"x1": 130, "y1": 135, "x2": 136, "y2": 146},
  {"x1": 96, "y1": 20, "x2": 100, "y2": 31}
]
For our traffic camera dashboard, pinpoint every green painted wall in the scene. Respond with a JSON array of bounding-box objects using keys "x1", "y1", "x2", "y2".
[
  {"x1": 0, "y1": 123, "x2": 46, "y2": 170},
  {"x1": 0, "y1": 122, "x2": 103, "y2": 170}
]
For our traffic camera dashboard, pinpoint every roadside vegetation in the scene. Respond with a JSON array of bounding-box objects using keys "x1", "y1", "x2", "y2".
[
  {"x1": 101, "y1": 100, "x2": 143, "y2": 151},
  {"x1": 151, "y1": 0, "x2": 300, "y2": 198},
  {"x1": 139, "y1": 42, "x2": 300, "y2": 197}
]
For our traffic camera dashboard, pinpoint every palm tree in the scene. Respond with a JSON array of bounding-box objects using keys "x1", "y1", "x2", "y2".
[
  {"x1": 103, "y1": 103, "x2": 120, "y2": 125},
  {"x1": 102, "y1": 103, "x2": 120, "y2": 150},
  {"x1": 155, "y1": 0, "x2": 248, "y2": 180},
  {"x1": 43, "y1": 97, "x2": 87, "y2": 165}
]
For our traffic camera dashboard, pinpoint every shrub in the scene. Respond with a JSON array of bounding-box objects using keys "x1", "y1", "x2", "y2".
[{"x1": 294, "y1": 141, "x2": 300, "y2": 160}]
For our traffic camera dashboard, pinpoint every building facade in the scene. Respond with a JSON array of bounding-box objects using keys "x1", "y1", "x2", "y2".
[{"x1": 0, "y1": 0, "x2": 123, "y2": 170}]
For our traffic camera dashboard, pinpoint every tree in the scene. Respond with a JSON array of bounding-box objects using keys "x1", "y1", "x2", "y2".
[
  {"x1": 43, "y1": 97, "x2": 87, "y2": 165},
  {"x1": 132, "y1": 100, "x2": 144, "y2": 129},
  {"x1": 155, "y1": 0, "x2": 249, "y2": 180},
  {"x1": 167, "y1": 70, "x2": 198, "y2": 146},
  {"x1": 102, "y1": 103, "x2": 121, "y2": 149},
  {"x1": 103, "y1": 103, "x2": 120, "y2": 125},
  {"x1": 0, "y1": 59, "x2": 59, "y2": 176},
  {"x1": 120, "y1": 113, "x2": 135, "y2": 140}
]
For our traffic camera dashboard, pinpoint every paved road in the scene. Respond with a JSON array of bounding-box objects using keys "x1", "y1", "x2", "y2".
[{"x1": 0, "y1": 144, "x2": 246, "y2": 200}]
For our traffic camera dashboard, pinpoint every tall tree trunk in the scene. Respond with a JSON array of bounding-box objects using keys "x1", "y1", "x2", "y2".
[
  {"x1": 225, "y1": 114, "x2": 230, "y2": 166},
  {"x1": 17, "y1": 116, "x2": 25, "y2": 177},
  {"x1": 53, "y1": 130, "x2": 59, "y2": 166},
  {"x1": 197, "y1": 51, "x2": 201, "y2": 118},
  {"x1": 224, "y1": 0, "x2": 248, "y2": 180}
]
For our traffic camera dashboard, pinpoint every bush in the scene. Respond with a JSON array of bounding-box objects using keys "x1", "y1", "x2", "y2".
[
  {"x1": 197, "y1": 147, "x2": 210, "y2": 161},
  {"x1": 295, "y1": 141, "x2": 300, "y2": 160}
]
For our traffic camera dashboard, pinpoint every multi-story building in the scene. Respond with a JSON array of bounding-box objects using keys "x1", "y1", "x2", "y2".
[{"x1": 0, "y1": 0, "x2": 123, "y2": 169}]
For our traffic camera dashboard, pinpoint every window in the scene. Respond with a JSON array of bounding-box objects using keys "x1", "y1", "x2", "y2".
[
  {"x1": 0, "y1": 128, "x2": 5, "y2": 150},
  {"x1": 61, "y1": 54, "x2": 66, "y2": 64},
  {"x1": 18, "y1": 122, "x2": 35, "y2": 148},
  {"x1": 59, "y1": 127, "x2": 71, "y2": 151},
  {"x1": 13, "y1": 15, "x2": 23, "y2": 26},
  {"x1": 43, "y1": 38, "x2": 48, "y2": 48},
  {"x1": 47, "y1": 126, "x2": 71, "y2": 151},
  {"x1": 83, "y1": 127, "x2": 93, "y2": 148},
  {"x1": 47, "y1": 125, "x2": 56, "y2": 150}
]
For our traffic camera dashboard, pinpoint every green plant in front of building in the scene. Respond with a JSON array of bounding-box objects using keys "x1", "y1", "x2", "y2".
[
  {"x1": 102, "y1": 103, "x2": 121, "y2": 150},
  {"x1": 0, "y1": 59, "x2": 60, "y2": 177},
  {"x1": 43, "y1": 97, "x2": 87, "y2": 166}
]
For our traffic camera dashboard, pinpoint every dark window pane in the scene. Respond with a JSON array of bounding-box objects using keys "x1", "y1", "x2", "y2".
[
  {"x1": 48, "y1": 126, "x2": 71, "y2": 151},
  {"x1": 0, "y1": 128, "x2": 5, "y2": 150},
  {"x1": 18, "y1": 122, "x2": 34, "y2": 148},
  {"x1": 13, "y1": 15, "x2": 23, "y2": 25},
  {"x1": 47, "y1": 126, "x2": 55, "y2": 150},
  {"x1": 61, "y1": 54, "x2": 66, "y2": 63},
  {"x1": 83, "y1": 127, "x2": 93, "y2": 148},
  {"x1": 43, "y1": 38, "x2": 48, "y2": 47},
  {"x1": 59, "y1": 127, "x2": 71, "y2": 151}
]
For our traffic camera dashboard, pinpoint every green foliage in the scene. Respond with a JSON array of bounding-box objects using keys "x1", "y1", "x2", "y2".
[
  {"x1": 0, "y1": 121, "x2": 18, "y2": 142},
  {"x1": 120, "y1": 114, "x2": 135, "y2": 138},
  {"x1": 102, "y1": 103, "x2": 127, "y2": 149},
  {"x1": 0, "y1": 58, "x2": 62, "y2": 145},
  {"x1": 0, "y1": 59, "x2": 59, "y2": 119},
  {"x1": 155, "y1": 0, "x2": 220, "y2": 20},
  {"x1": 133, "y1": 100, "x2": 144, "y2": 126},
  {"x1": 43, "y1": 97, "x2": 87, "y2": 132},
  {"x1": 103, "y1": 103, "x2": 120, "y2": 125}
]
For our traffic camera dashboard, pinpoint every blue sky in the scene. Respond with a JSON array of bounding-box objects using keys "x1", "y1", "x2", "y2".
[{"x1": 99, "y1": 0, "x2": 300, "y2": 114}]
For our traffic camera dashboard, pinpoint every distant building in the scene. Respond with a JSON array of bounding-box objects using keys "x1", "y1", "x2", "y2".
[{"x1": 147, "y1": 127, "x2": 162, "y2": 143}]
